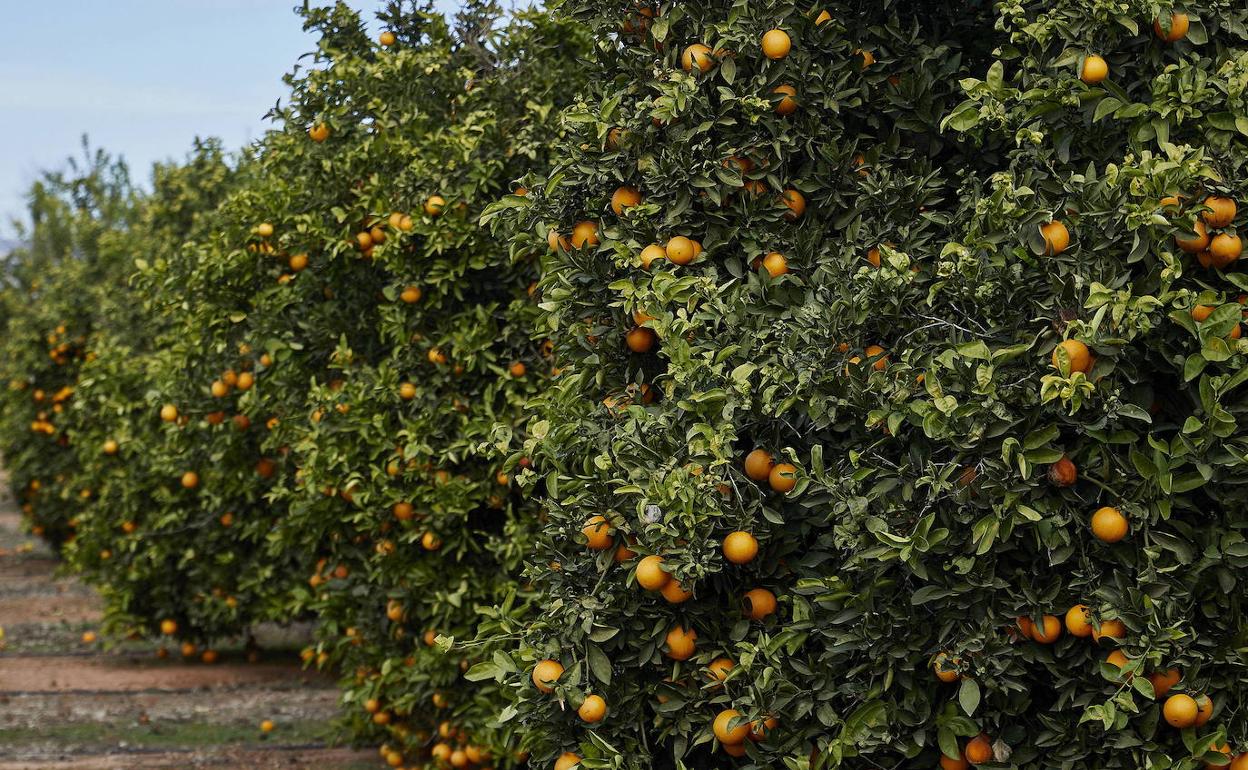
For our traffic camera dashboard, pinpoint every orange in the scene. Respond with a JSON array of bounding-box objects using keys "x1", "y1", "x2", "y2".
[
  {"x1": 864, "y1": 344, "x2": 889, "y2": 371},
  {"x1": 260, "y1": 719, "x2": 275, "y2": 733},
  {"x1": 1080, "y1": 55, "x2": 1108, "y2": 84},
  {"x1": 773, "y1": 84, "x2": 797, "y2": 115},
  {"x1": 722, "y1": 531, "x2": 758, "y2": 564},
  {"x1": 1194, "y1": 694, "x2": 1214, "y2": 726},
  {"x1": 1031, "y1": 614, "x2": 1062, "y2": 643},
  {"x1": 639, "y1": 243, "x2": 666, "y2": 269},
  {"x1": 626, "y1": 326, "x2": 657, "y2": 353},
  {"x1": 1210, "y1": 233, "x2": 1242, "y2": 263},
  {"x1": 707, "y1": 657, "x2": 735, "y2": 684},
  {"x1": 1202, "y1": 196, "x2": 1237, "y2": 228},
  {"x1": 761, "y1": 29, "x2": 791, "y2": 60},
  {"x1": 400, "y1": 286, "x2": 422, "y2": 303},
  {"x1": 510, "y1": 361, "x2": 527, "y2": 377},
  {"x1": 181, "y1": 471, "x2": 199, "y2": 490},
  {"x1": 1105, "y1": 649, "x2": 1131, "y2": 671},
  {"x1": 713, "y1": 709, "x2": 750, "y2": 744},
  {"x1": 379, "y1": 30, "x2": 395, "y2": 46},
  {"x1": 940, "y1": 752, "x2": 970, "y2": 770},
  {"x1": 1092, "y1": 618, "x2": 1126, "y2": 643},
  {"x1": 749, "y1": 715, "x2": 778, "y2": 741},
  {"x1": 761, "y1": 252, "x2": 788, "y2": 278},
  {"x1": 201, "y1": 650, "x2": 219, "y2": 664},
  {"x1": 681, "y1": 44, "x2": 714, "y2": 73},
  {"x1": 102, "y1": 439, "x2": 119, "y2": 455},
  {"x1": 308, "y1": 123, "x2": 329, "y2": 142},
  {"x1": 572, "y1": 220, "x2": 600, "y2": 249},
  {"x1": 1048, "y1": 456, "x2": 1077, "y2": 487},
  {"x1": 781, "y1": 188, "x2": 806, "y2": 220},
  {"x1": 636, "y1": 555, "x2": 670, "y2": 590},
  {"x1": 532, "y1": 659, "x2": 564, "y2": 693},
  {"x1": 1163, "y1": 694, "x2": 1198, "y2": 727},
  {"x1": 256, "y1": 222, "x2": 274, "y2": 238},
  {"x1": 611, "y1": 186, "x2": 642, "y2": 215},
  {"x1": 660, "y1": 579, "x2": 693, "y2": 603},
  {"x1": 393, "y1": 502, "x2": 414, "y2": 521},
  {"x1": 1177, "y1": 220, "x2": 1211, "y2": 253},
  {"x1": 1231, "y1": 754, "x2": 1248, "y2": 770},
  {"x1": 554, "y1": 752, "x2": 581, "y2": 770},
  {"x1": 1091, "y1": 506, "x2": 1128, "y2": 543},
  {"x1": 236, "y1": 371, "x2": 254, "y2": 391},
  {"x1": 856, "y1": 49, "x2": 875, "y2": 68},
  {"x1": 743, "y1": 587, "x2": 777, "y2": 620},
  {"x1": 421, "y1": 531, "x2": 441, "y2": 550},
  {"x1": 815, "y1": 10, "x2": 832, "y2": 25},
  {"x1": 160, "y1": 619, "x2": 177, "y2": 636},
  {"x1": 1148, "y1": 668, "x2": 1181, "y2": 699},
  {"x1": 744, "y1": 449, "x2": 774, "y2": 481},
  {"x1": 768, "y1": 463, "x2": 797, "y2": 493},
  {"x1": 424, "y1": 195, "x2": 446, "y2": 216},
  {"x1": 665, "y1": 624, "x2": 697, "y2": 660},
  {"x1": 933, "y1": 651, "x2": 961, "y2": 683},
  {"x1": 1040, "y1": 220, "x2": 1070, "y2": 255},
  {"x1": 866, "y1": 247, "x2": 881, "y2": 267},
  {"x1": 399, "y1": 382, "x2": 416, "y2": 400},
  {"x1": 160, "y1": 404, "x2": 178, "y2": 422},
  {"x1": 578, "y1": 694, "x2": 607, "y2": 723},
  {"x1": 1192, "y1": 304, "x2": 1215, "y2": 322},
  {"x1": 1154, "y1": 13, "x2": 1189, "y2": 42},
  {"x1": 964, "y1": 734, "x2": 993, "y2": 765},
  {"x1": 1065, "y1": 604, "x2": 1093, "y2": 637},
  {"x1": 1051, "y1": 339, "x2": 1091, "y2": 374},
  {"x1": 582, "y1": 515, "x2": 613, "y2": 550},
  {"x1": 665, "y1": 236, "x2": 697, "y2": 265}
]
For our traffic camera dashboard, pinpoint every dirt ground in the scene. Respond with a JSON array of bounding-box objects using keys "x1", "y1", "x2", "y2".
[{"x1": 0, "y1": 493, "x2": 378, "y2": 769}]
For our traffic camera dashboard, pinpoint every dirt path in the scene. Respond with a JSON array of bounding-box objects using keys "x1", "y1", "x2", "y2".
[{"x1": 0, "y1": 489, "x2": 377, "y2": 769}]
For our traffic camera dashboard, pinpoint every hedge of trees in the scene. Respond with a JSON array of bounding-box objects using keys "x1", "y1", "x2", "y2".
[{"x1": 5, "y1": 1, "x2": 1248, "y2": 769}]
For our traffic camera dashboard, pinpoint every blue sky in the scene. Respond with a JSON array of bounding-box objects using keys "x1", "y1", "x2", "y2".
[{"x1": 0, "y1": 1, "x2": 461, "y2": 239}]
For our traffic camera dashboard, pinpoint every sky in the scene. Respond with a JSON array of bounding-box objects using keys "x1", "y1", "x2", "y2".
[{"x1": 0, "y1": 0, "x2": 461, "y2": 240}]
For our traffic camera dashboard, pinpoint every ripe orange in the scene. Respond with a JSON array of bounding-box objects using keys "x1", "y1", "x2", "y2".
[
  {"x1": 681, "y1": 44, "x2": 714, "y2": 73},
  {"x1": 379, "y1": 30, "x2": 395, "y2": 46},
  {"x1": 571, "y1": 220, "x2": 600, "y2": 249},
  {"x1": 660, "y1": 579, "x2": 693, "y2": 603},
  {"x1": 102, "y1": 439, "x2": 119, "y2": 455},
  {"x1": 1105, "y1": 649, "x2": 1131, "y2": 671},
  {"x1": 707, "y1": 657, "x2": 735, "y2": 684},
  {"x1": 554, "y1": 753, "x2": 581, "y2": 770},
  {"x1": 1163, "y1": 693, "x2": 1198, "y2": 727},
  {"x1": 578, "y1": 694, "x2": 607, "y2": 723},
  {"x1": 932, "y1": 651, "x2": 961, "y2": 683},
  {"x1": 768, "y1": 463, "x2": 797, "y2": 493},
  {"x1": 256, "y1": 222, "x2": 274, "y2": 238},
  {"x1": 424, "y1": 195, "x2": 446, "y2": 216},
  {"x1": 1154, "y1": 13, "x2": 1189, "y2": 42},
  {"x1": 665, "y1": 236, "x2": 697, "y2": 265},
  {"x1": 636, "y1": 555, "x2": 670, "y2": 590},
  {"x1": 1091, "y1": 506, "x2": 1128, "y2": 543},
  {"x1": 510, "y1": 361, "x2": 527, "y2": 377},
  {"x1": 1194, "y1": 694, "x2": 1214, "y2": 726},
  {"x1": 1064, "y1": 604, "x2": 1093, "y2": 637},
  {"x1": 1210, "y1": 233, "x2": 1242, "y2": 263},
  {"x1": 1202, "y1": 196, "x2": 1237, "y2": 228},
  {"x1": 1048, "y1": 455, "x2": 1077, "y2": 487},
  {"x1": 1148, "y1": 668, "x2": 1181, "y2": 699},
  {"x1": 761, "y1": 29, "x2": 791, "y2": 60},
  {"x1": 308, "y1": 123, "x2": 329, "y2": 143},
  {"x1": 160, "y1": 404, "x2": 178, "y2": 422},
  {"x1": 760, "y1": 252, "x2": 788, "y2": 278},
  {"x1": 399, "y1": 382, "x2": 416, "y2": 400},
  {"x1": 626, "y1": 326, "x2": 657, "y2": 353},
  {"x1": 744, "y1": 449, "x2": 775, "y2": 481},
  {"x1": 940, "y1": 752, "x2": 970, "y2": 770},
  {"x1": 713, "y1": 709, "x2": 750, "y2": 744},
  {"x1": 815, "y1": 10, "x2": 832, "y2": 25},
  {"x1": 781, "y1": 188, "x2": 806, "y2": 221},
  {"x1": 665, "y1": 624, "x2": 697, "y2": 660},
  {"x1": 1040, "y1": 220, "x2": 1070, "y2": 255},
  {"x1": 639, "y1": 243, "x2": 666, "y2": 269},
  {"x1": 1080, "y1": 55, "x2": 1108, "y2": 84},
  {"x1": 532, "y1": 659, "x2": 564, "y2": 693},
  {"x1": 610, "y1": 186, "x2": 641, "y2": 215},
  {"x1": 421, "y1": 531, "x2": 442, "y2": 550},
  {"x1": 1230, "y1": 753, "x2": 1248, "y2": 770},
  {"x1": 260, "y1": 719, "x2": 275, "y2": 733},
  {"x1": 772, "y1": 84, "x2": 797, "y2": 115},
  {"x1": 856, "y1": 49, "x2": 875, "y2": 68},
  {"x1": 1031, "y1": 614, "x2": 1062, "y2": 643},
  {"x1": 743, "y1": 587, "x2": 777, "y2": 620},
  {"x1": 1092, "y1": 618, "x2": 1126, "y2": 643},
  {"x1": 400, "y1": 286, "x2": 422, "y2": 303},
  {"x1": 236, "y1": 372, "x2": 254, "y2": 391},
  {"x1": 964, "y1": 734, "x2": 993, "y2": 765},
  {"x1": 582, "y1": 515, "x2": 613, "y2": 550},
  {"x1": 722, "y1": 531, "x2": 758, "y2": 564},
  {"x1": 393, "y1": 502, "x2": 414, "y2": 521},
  {"x1": 181, "y1": 471, "x2": 199, "y2": 490},
  {"x1": 1177, "y1": 220, "x2": 1211, "y2": 253},
  {"x1": 1051, "y1": 339, "x2": 1091, "y2": 374}
]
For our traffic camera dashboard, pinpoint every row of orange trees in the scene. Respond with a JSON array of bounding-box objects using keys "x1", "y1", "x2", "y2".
[{"x1": 5, "y1": 1, "x2": 1248, "y2": 769}]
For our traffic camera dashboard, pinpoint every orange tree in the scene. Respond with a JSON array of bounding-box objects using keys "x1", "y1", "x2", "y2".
[
  {"x1": 134, "y1": 0, "x2": 589, "y2": 763},
  {"x1": 491, "y1": 1, "x2": 1248, "y2": 768},
  {"x1": 0, "y1": 146, "x2": 136, "y2": 546}
]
